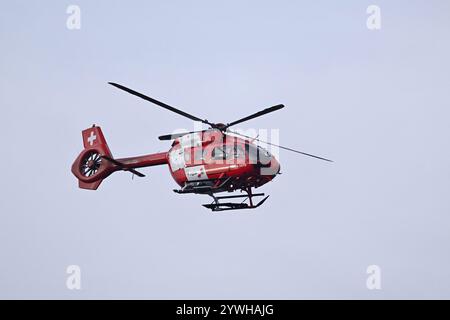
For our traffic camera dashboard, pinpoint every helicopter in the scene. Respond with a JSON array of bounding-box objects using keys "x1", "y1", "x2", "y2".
[{"x1": 71, "y1": 82, "x2": 332, "y2": 211}]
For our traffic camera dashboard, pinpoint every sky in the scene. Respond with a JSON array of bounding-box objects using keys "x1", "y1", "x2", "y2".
[{"x1": 1, "y1": 0, "x2": 450, "y2": 299}]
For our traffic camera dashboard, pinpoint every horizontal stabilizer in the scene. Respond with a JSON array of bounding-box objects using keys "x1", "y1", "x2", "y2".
[
  {"x1": 101, "y1": 156, "x2": 146, "y2": 177},
  {"x1": 79, "y1": 180, "x2": 103, "y2": 190}
]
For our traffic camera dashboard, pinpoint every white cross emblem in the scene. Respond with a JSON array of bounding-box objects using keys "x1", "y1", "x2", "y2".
[{"x1": 87, "y1": 131, "x2": 97, "y2": 146}]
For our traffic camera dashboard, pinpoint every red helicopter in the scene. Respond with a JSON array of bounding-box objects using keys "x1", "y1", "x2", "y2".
[{"x1": 71, "y1": 83, "x2": 332, "y2": 211}]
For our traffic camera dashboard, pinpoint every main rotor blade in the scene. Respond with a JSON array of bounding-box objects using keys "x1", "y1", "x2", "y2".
[
  {"x1": 158, "y1": 131, "x2": 200, "y2": 140},
  {"x1": 158, "y1": 133, "x2": 186, "y2": 141},
  {"x1": 225, "y1": 104, "x2": 285, "y2": 129},
  {"x1": 109, "y1": 82, "x2": 213, "y2": 126},
  {"x1": 228, "y1": 130, "x2": 333, "y2": 162}
]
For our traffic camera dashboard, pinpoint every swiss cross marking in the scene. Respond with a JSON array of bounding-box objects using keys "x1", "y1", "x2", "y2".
[{"x1": 87, "y1": 131, "x2": 97, "y2": 146}]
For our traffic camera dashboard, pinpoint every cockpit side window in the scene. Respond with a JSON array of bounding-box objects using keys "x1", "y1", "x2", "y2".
[
  {"x1": 212, "y1": 147, "x2": 226, "y2": 160},
  {"x1": 232, "y1": 145, "x2": 245, "y2": 158},
  {"x1": 245, "y1": 143, "x2": 272, "y2": 165},
  {"x1": 184, "y1": 147, "x2": 207, "y2": 166},
  {"x1": 194, "y1": 148, "x2": 205, "y2": 163},
  {"x1": 212, "y1": 145, "x2": 245, "y2": 161},
  {"x1": 258, "y1": 146, "x2": 272, "y2": 165}
]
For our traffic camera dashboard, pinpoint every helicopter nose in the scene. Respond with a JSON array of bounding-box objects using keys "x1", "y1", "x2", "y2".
[
  {"x1": 271, "y1": 156, "x2": 281, "y2": 177},
  {"x1": 258, "y1": 156, "x2": 280, "y2": 178}
]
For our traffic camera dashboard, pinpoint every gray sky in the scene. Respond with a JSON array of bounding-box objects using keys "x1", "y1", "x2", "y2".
[{"x1": 1, "y1": 0, "x2": 450, "y2": 299}]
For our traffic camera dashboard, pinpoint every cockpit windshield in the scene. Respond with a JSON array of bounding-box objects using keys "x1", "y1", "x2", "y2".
[{"x1": 246, "y1": 143, "x2": 272, "y2": 165}]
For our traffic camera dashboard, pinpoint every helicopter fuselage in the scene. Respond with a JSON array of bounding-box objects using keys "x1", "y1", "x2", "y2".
[{"x1": 167, "y1": 129, "x2": 280, "y2": 194}]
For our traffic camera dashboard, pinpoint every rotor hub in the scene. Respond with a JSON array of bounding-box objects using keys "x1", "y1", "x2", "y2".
[
  {"x1": 87, "y1": 160, "x2": 95, "y2": 169},
  {"x1": 80, "y1": 151, "x2": 102, "y2": 177},
  {"x1": 213, "y1": 123, "x2": 227, "y2": 130}
]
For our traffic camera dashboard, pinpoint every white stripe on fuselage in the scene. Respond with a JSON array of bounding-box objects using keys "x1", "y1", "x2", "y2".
[
  {"x1": 169, "y1": 132, "x2": 209, "y2": 181},
  {"x1": 184, "y1": 165, "x2": 208, "y2": 181},
  {"x1": 169, "y1": 147, "x2": 185, "y2": 171}
]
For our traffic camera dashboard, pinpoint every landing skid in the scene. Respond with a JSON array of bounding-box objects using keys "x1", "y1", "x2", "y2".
[{"x1": 203, "y1": 188, "x2": 269, "y2": 212}]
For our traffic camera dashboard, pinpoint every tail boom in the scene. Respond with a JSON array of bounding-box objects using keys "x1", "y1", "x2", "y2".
[{"x1": 114, "y1": 152, "x2": 168, "y2": 169}]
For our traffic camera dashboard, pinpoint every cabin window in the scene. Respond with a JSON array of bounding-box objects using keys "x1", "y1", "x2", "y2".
[
  {"x1": 212, "y1": 145, "x2": 244, "y2": 160},
  {"x1": 184, "y1": 151, "x2": 191, "y2": 163},
  {"x1": 184, "y1": 148, "x2": 206, "y2": 165},
  {"x1": 194, "y1": 148, "x2": 205, "y2": 163},
  {"x1": 233, "y1": 145, "x2": 245, "y2": 158},
  {"x1": 212, "y1": 147, "x2": 226, "y2": 160}
]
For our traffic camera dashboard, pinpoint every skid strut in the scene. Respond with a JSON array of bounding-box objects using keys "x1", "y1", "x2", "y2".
[{"x1": 203, "y1": 188, "x2": 269, "y2": 212}]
